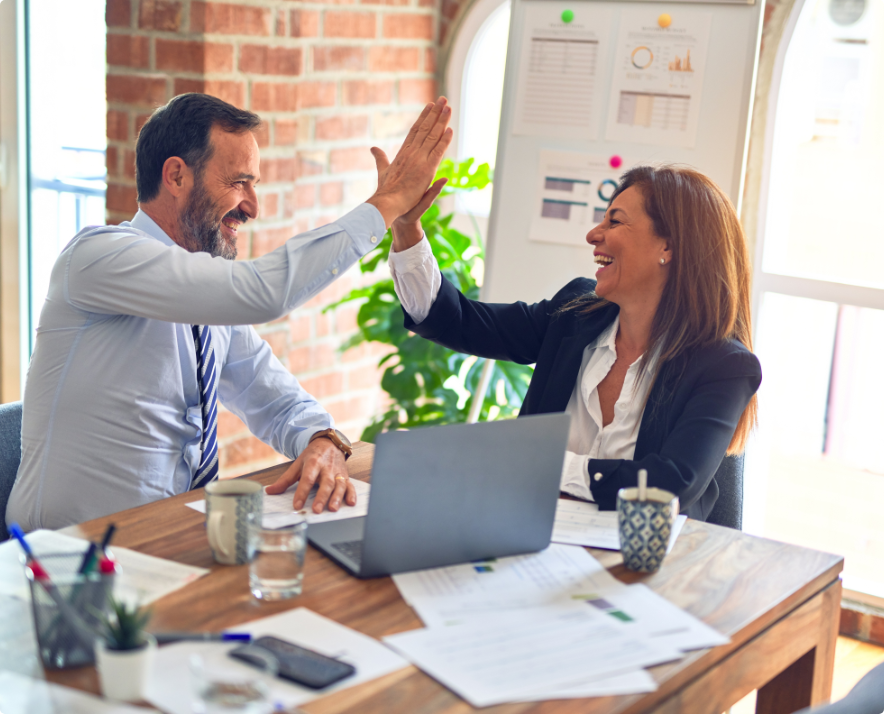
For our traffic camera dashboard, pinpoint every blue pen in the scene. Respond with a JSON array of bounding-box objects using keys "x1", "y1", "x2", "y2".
[
  {"x1": 154, "y1": 632, "x2": 252, "y2": 645},
  {"x1": 9, "y1": 523, "x2": 34, "y2": 560}
]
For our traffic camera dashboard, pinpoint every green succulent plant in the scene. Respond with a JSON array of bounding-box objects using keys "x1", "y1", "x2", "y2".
[
  {"x1": 326, "y1": 158, "x2": 535, "y2": 441},
  {"x1": 97, "y1": 596, "x2": 152, "y2": 651}
]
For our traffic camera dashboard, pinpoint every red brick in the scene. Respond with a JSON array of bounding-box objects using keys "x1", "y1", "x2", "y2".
[
  {"x1": 135, "y1": 113, "x2": 153, "y2": 136},
  {"x1": 106, "y1": 183, "x2": 138, "y2": 213},
  {"x1": 313, "y1": 47, "x2": 365, "y2": 72},
  {"x1": 260, "y1": 192, "x2": 280, "y2": 218},
  {"x1": 253, "y1": 121, "x2": 270, "y2": 148},
  {"x1": 262, "y1": 329, "x2": 289, "y2": 359},
  {"x1": 173, "y1": 79, "x2": 245, "y2": 108},
  {"x1": 261, "y1": 157, "x2": 298, "y2": 184},
  {"x1": 107, "y1": 74, "x2": 167, "y2": 107},
  {"x1": 155, "y1": 40, "x2": 234, "y2": 73},
  {"x1": 320, "y1": 181, "x2": 344, "y2": 206},
  {"x1": 290, "y1": 10, "x2": 319, "y2": 38},
  {"x1": 383, "y1": 14, "x2": 433, "y2": 40},
  {"x1": 419, "y1": 0, "x2": 435, "y2": 7},
  {"x1": 123, "y1": 150, "x2": 137, "y2": 180},
  {"x1": 220, "y1": 435, "x2": 277, "y2": 468},
  {"x1": 325, "y1": 395, "x2": 375, "y2": 424},
  {"x1": 335, "y1": 304, "x2": 360, "y2": 333},
  {"x1": 289, "y1": 314, "x2": 313, "y2": 343},
  {"x1": 362, "y1": 0, "x2": 410, "y2": 6},
  {"x1": 239, "y1": 45, "x2": 302, "y2": 76},
  {"x1": 330, "y1": 147, "x2": 375, "y2": 174},
  {"x1": 324, "y1": 11, "x2": 376, "y2": 39},
  {"x1": 441, "y1": 0, "x2": 460, "y2": 21},
  {"x1": 347, "y1": 363, "x2": 383, "y2": 391},
  {"x1": 252, "y1": 83, "x2": 299, "y2": 113},
  {"x1": 298, "y1": 151, "x2": 326, "y2": 177},
  {"x1": 217, "y1": 410, "x2": 247, "y2": 437},
  {"x1": 107, "y1": 110, "x2": 129, "y2": 141},
  {"x1": 191, "y1": 1, "x2": 273, "y2": 36},
  {"x1": 252, "y1": 225, "x2": 296, "y2": 257},
  {"x1": 315, "y1": 115, "x2": 369, "y2": 141},
  {"x1": 424, "y1": 48, "x2": 436, "y2": 72},
  {"x1": 298, "y1": 82, "x2": 337, "y2": 109},
  {"x1": 316, "y1": 311, "x2": 332, "y2": 337},
  {"x1": 289, "y1": 344, "x2": 337, "y2": 374},
  {"x1": 343, "y1": 80, "x2": 394, "y2": 106},
  {"x1": 106, "y1": 0, "x2": 131, "y2": 28},
  {"x1": 372, "y1": 111, "x2": 414, "y2": 139},
  {"x1": 107, "y1": 34, "x2": 150, "y2": 69},
  {"x1": 293, "y1": 183, "x2": 316, "y2": 210},
  {"x1": 400, "y1": 78, "x2": 437, "y2": 104},
  {"x1": 300, "y1": 372, "x2": 344, "y2": 399},
  {"x1": 275, "y1": 118, "x2": 304, "y2": 146},
  {"x1": 275, "y1": 9, "x2": 286, "y2": 36},
  {"x1": 106, "y1": 146, "x2": 120, "y2": 178},
  {"x1": 368, "y1": 46, "x2": 419, "y2": 73},
  {"x1": 139, "y1": 0, "x2": 183, "y2": 31}
]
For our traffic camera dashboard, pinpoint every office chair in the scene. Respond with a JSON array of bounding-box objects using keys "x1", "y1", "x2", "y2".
[
  {"x1": 705, "y1": 454, "x2": 743, "y2": 530},
  {"x1": 792, "y1": 659, "x2": 884, "y2": 714},
  {"x1": 0, "y1": 401, "x2": 23, "y2": 541}
]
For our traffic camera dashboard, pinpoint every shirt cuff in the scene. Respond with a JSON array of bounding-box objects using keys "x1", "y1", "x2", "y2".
[
  {"x1": 388, "y1": 235, "x2": 441, "y2": 325},
  {"x1": 560, "y1": 451, "x2": 594, "y2": 502},
  {"x1": 336, "y1": 203, "x2": 387, "y2": 255},
  {"x1": 388, "y1": 234, "x2": 434, "y2": 269}
]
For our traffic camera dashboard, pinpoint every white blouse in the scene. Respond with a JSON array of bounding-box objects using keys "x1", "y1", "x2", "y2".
[{"x1": 389, "y1": 238, "x2": 655, "y2": 501}]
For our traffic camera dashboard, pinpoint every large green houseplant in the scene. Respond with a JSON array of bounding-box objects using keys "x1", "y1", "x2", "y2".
[{"x1": 328, "y1": 159, "x2": 534, "y2": 442}]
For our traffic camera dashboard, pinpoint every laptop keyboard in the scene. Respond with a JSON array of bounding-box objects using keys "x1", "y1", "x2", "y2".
[{"x1": 331, "y1": 539, "x2": 363, "y2": 566}]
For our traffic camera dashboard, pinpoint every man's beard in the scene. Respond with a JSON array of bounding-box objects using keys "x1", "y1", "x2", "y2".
[{"x1": 178, "y1": 178, "x2": 247, "y2": 260}]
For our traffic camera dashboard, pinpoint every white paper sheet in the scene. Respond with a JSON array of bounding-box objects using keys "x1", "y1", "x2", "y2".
[
  {"x1": 384, "y1": 607, "x2": 678, "y2": 708},
  {"x1": 0, "y1": 529, "x2": 208, "y2": 605},
  {"x1": 516, "y1": 669, "x2": 657, "y2": 701},
  {"x1": 529, "y1": 150, "x2": 632, "y2": 247},
  {"x1": 552, "y1": 498, "x2": 688, "y2": 553},
  {"x1": 0, "y1": 671, "x2": 155, "y2": 714},
  {"x1": 513, "y1": 3, "x2": 612, "y2": 139},
  {"x1": 145, "y1": 607, "x2": 408, "y2": 714},
  {"x1": 185, "y1": 480, "x2": 370, "y2": 528},
  {"x1": 605, "y1": 8, "x2": 712, "y2": 147}
]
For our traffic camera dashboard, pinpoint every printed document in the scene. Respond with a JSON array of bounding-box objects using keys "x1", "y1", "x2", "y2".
[
  {"x1": 0, "y1": 671, "x2": 153, "y2": 714},
  {"x1": 186, "y1": 479, "x2": 370, "y2": 528}
]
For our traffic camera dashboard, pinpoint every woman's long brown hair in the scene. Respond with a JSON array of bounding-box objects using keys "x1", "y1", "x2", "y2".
[{"x1": 569, "y1": 165, "x2": 757, "y2": 454}]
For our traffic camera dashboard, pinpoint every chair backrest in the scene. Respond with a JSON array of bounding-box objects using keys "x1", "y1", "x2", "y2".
[
  {"x1": 792, "y1": 659, "x2": 884, "y2": 714},
  {"x1": 0, "y1": 401, "x2": 23, "y2": 541},
  {"x1": 705, "y1": 453, "x2": 744, "y2": 530}
]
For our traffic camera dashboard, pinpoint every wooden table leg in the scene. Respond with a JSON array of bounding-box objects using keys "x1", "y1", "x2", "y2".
[{"x1": 756, "y1": 579, "x2": 841, "y2": 714}]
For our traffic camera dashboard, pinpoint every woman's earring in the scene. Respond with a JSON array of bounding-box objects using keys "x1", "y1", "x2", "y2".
[{"x1": 659, "y1": 258, "x2": 666, "y2": 265}]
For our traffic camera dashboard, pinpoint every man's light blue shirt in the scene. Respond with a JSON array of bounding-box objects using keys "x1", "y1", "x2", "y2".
[{"x1": 7, "y1": 204, "x2": 385, "y2": 531}]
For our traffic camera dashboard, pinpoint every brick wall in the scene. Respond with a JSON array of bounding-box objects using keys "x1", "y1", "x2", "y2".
[{"x1": 105, "y1": 0, "x2": 448, "y2": 477}]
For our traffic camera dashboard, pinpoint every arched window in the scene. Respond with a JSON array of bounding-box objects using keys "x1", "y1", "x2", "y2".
[{"x1": 446, "y1": 0, "x2": 511, "y2": 219}]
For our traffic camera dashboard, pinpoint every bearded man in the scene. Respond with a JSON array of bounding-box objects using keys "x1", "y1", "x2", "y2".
[{"x1": 7, "y1": 92, "x2": 451, "y2": 531}]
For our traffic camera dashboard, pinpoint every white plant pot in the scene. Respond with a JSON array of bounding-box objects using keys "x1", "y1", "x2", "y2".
[{"x1": 95, "y1": 634, "x2": 157, "y2": 702}]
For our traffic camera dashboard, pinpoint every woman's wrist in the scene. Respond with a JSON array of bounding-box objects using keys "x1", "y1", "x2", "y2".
[{"x1": 391, "y1": 219, "x2": 424, "y2": 253}]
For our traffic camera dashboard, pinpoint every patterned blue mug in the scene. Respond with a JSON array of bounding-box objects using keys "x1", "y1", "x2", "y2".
[{"x1": 617, "y1": 487, "x2": 679, "y2": 573}]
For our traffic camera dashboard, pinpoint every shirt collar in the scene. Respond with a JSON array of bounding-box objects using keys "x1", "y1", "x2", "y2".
[
  {"x1": 126, "y1": 210, "x2": 177, "y2": 247},
  {"x1": 594, "y1": 314, "x2": 619, "y2": 354}
]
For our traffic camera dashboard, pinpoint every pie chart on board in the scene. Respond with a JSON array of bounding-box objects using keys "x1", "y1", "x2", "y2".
[{"x1": 631, "y1": 46, "x2": 654, "y2": 69}]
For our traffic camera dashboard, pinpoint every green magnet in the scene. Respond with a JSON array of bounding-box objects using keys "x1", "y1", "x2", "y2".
[{"x1": 561, "y1": 9, "x2": 574, "y2": 23}]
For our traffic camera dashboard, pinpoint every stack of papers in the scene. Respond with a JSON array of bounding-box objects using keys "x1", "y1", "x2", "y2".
[
  {"x1": 146, "y1": 607, "x2": 407, "y2": 714},
  {"x1": 0, "y1": 529, "x2": 208, "y2": 605},
  {"x1": 185, "y1": 480, "x2": 370, "y2": 528},
  {"x1": 552, "y1": 498, "x2": 688, "y2": 551},
  {"x1": 0, "y1": 671, "x2": 156, "y2": 713},
  {"x1": 387, "y1": 544, "x2": 727, "y2": 707}
]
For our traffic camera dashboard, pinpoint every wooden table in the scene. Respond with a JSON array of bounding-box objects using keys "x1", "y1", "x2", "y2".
[{"x1": 51, "y1": 442, "x2": 843, "y2": 714}]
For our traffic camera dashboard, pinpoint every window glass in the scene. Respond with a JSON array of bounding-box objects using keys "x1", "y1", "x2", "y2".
[
  {"x1": 27, "y1": 0, "x2": 106, "y2": 346},
  {"x1": 458, "y1": 0, "x2": 511, "y2": 217}
]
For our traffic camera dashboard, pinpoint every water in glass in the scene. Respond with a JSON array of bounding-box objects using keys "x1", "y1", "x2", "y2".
[{"x1": 249, "y1": 521, "x2": 306, "y2": 601}]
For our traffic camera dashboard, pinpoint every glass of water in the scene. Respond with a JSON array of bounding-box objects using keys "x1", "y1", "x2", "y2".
[
  {"x1": 249, "y1": 518, "x2": 307, "y2": 601},
  {"x1": 190, "y1": 646, "x2": 277, "y2": 714}
]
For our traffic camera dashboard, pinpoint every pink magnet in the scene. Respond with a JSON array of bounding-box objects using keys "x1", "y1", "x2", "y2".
[{"x1": 609, "y1": 155, "x2": 623, "y2": 169}]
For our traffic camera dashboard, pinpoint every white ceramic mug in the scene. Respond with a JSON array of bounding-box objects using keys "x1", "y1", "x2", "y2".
[{"x1": 205, "y1": 481, "x2": 263, "y2": 565}]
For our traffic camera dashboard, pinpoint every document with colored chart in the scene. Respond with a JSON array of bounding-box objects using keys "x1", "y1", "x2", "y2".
[{"x1": 605, "y1": 8, "x2": 712, "y2": 147}]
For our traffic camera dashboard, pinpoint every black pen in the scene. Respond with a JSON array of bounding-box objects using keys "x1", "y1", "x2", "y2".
[
  {"x1": 154, "y1": 632, "x2": 252, "y2": 645},
  {"x1": 99, "y1": 523, "x2": 117, "y2": 554}
]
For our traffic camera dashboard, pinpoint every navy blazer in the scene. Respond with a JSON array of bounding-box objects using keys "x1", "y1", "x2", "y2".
[{"x1": 404, "y1": 276, "x2": 762, "y2": 521}]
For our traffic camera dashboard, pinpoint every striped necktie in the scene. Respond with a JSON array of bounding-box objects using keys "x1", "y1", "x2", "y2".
[{"x1": 191, "y1": 325, "x2": 219, "y2": 489}]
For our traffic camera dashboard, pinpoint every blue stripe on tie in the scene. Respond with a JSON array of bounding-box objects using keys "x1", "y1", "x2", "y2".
[{"x1": 191, "y1": 325, "x2": 220, "y2": 490}]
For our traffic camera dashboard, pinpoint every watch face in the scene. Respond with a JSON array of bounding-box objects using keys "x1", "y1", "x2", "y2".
[
  {"x1": 829, "y1": 0, "x2": 865, "y2": 26},
  {"x1": 335, "y1": 430, "x2": 352, "y2": 448}
]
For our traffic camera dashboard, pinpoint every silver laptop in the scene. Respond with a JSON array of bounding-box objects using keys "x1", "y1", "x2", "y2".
[{"x1": 308, "y1": 413, "x2": 570, "y2": 578}]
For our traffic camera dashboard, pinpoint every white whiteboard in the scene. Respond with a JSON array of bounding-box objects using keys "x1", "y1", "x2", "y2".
[{"x1": 483, "y1": 0, "x2": 764, "y2": 304}]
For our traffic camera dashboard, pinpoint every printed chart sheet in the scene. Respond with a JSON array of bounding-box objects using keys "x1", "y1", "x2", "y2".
[
  {"x1": 513, "y1": 3, "x2": 612, "y2": 139},
  {"x1": 605, "y1": 8, "x2": 712, "y2": 148}
]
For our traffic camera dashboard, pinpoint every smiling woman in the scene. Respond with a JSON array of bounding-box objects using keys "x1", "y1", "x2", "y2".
[{"x1": 386, "y1": 163, "x2": 761, "y2": 521}]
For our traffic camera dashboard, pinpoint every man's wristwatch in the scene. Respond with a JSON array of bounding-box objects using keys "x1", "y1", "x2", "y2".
[{"x1": 310, "y1": 428, "x2": 353, "y2": 460}]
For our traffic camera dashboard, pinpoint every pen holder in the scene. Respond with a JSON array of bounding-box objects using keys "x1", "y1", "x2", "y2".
[{"x1": 26, "y1": 552, "x2": 115, "y2": 670}]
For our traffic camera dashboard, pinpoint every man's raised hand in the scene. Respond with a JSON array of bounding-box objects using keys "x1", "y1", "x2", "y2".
[{"x1": 366, "y1": 97, "x2": 453, "y2": 228}]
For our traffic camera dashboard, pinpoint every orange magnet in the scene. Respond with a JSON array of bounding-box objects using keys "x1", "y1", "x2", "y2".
[{"x1": 658, "y1": 13, "x2": 672, "y2": 28}]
